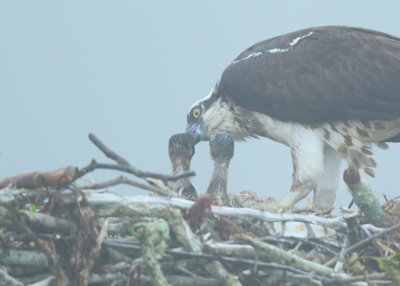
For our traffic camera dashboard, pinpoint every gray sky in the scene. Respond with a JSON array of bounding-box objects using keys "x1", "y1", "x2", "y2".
[{"x1": 2, "y1": 1, "x2": 400, "y2": 208}]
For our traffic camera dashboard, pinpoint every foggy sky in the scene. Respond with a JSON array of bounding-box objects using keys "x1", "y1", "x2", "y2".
[{"x1": 2, "y1": 1, "x2": 400, "y2": 208}]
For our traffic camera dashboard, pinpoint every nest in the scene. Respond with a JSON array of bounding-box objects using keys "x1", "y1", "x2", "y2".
[{"x1": 0, "y1": 133, "x2": 399, "y2": 286}]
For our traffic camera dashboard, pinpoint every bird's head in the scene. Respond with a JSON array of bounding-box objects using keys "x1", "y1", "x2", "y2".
[
  {"x1": 186, "y1": 102, "x2": 206, "y2": 143},
  {"x1": 186, "y1": 83, "x2": 257, "y2": 143},
  {"x1": 186, "y1": 87, "x2": 251, "y2": 143},
  {"x1": 186, "y1": 87, "x2": 222, "y2": 143}
]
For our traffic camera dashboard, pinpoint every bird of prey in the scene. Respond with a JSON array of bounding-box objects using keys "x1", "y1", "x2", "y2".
[{"x1": 186, "y1": 26, "x2": 400, "y2": 209}]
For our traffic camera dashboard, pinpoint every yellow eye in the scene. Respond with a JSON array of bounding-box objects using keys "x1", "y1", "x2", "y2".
[{"x1": 192, "y1": 108, "x2": 201, "y2": 118}]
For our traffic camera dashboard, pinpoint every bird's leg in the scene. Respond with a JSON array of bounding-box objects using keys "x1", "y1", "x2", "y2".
[
  {"x1": 207, "y1": 134, "x2": 234, "y2": 206},
  {"x1": 168, "y1": 133, "x2": 198, "y2": 200},
  {"x1": 278, "y1": 127, "x2": 325, "y2": 209},
  {"x1": 279, "y1": 178, "x2": 318, "y2": 210},
  {"x1": 313, "y1": 146, "x2": 342, "y2": 209}
]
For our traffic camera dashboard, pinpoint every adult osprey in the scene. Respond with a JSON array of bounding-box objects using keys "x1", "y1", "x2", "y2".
[{"x1": 186, "y1": 26, "x2": 400, "y2": 209}]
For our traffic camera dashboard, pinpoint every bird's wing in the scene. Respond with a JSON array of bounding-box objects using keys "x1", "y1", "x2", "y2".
[{"x1": 217, "y1": 26, "x2": 400, "y2": 124}]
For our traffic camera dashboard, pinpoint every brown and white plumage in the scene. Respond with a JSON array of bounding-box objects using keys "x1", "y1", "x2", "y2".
[{"x1": 186, "y1": 26, "x2": 400, "y2": 209}]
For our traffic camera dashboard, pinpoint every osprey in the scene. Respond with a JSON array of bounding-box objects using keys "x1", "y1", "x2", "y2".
[{"x1": 186, "y1": 26, "x2": 400, "y2": 209}]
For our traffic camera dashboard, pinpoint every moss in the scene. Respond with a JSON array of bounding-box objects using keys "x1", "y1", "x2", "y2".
[
  {"x1": 133, "y1": 219, "x2": 171, "y2": 286},
  {"x1": 348, "y1": 181, "x2": 384, "y2": 221}
]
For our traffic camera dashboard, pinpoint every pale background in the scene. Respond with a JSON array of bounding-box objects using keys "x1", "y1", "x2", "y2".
[{"x1": 2, "y1": 1, "x2": 400, "y2": 208}]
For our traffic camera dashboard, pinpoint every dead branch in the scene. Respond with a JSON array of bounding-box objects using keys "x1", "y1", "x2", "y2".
[
  {"x1": 78, "y1": 218, "x2": 108, "y2": 286},
  {"x1": 80, "y1": 175, "x2": 178, "y2": 197},
  {"x1": 28, "y1": 276, "x2": 54, "y2": 286},
  {"x1": 140, "y1": 274, "x2": 219, "y2": 286},
  {"x1": 0, "y1": 166, "x2": 77, "y2": 189},
  {"x1": 343, "y1": 166, "x2": 385, "y2": 223},
  {"x1": 104, "y1": 239, "x2": 321, "y2": 276},
  {"x1": 77, "y1": 160, "x2": 195, "y2": 182},
  {"x1": 344, "y1": 221, "x2": 400, "y2": 255},
  {"x1": 88, "y1": 133, "x2": 131, "y2": 166},
  {"x1": 20, "y1": 211, "x2": 77, "y2": 234},
  {"x1": 149, "y1": 206, "x2": 242, "y2": 286},
  {"x1": 324, "y1": 273, "x2": 389, "y2": 285},
  {"x1": 88, "y1": 193, "x2": 346, "y2": 229},
  {"x1": 0, "y1": 266, "x2": 24, "y2": 286},
  {"x1": 0, "y1": 201, "x2": 65, "y2": 284},
  {"x1": 0, "y1": 249, "x2": 51, "y2": 270},
  {"x1": 87, "y1": 273, "x2": 125, "y2": 285},
  {"x1": 234, "y1": 233, "x2": 337, "y2": 277},
  {"x1": 84, "y1": 133, "x2": 195, "y2": 183}
]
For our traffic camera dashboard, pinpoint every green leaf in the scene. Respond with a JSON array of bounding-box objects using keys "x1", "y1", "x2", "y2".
[{"x1": 26, "y1": 203, "x2": 40, "y2": 212}]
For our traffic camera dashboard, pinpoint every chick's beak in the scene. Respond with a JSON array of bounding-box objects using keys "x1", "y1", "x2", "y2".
[{"x1": 186, "y1": 120, "x2": 203, "y2": 144}]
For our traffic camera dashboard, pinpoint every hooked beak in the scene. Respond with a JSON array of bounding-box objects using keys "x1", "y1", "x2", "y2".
[{"x1": 186, "y1": 120, "x2": 204, "y2": 144}]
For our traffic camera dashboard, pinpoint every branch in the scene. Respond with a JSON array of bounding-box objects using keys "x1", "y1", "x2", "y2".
[
  {"x1": 28, "y1": 276, "x2": 54, "y2": 286},
  {"x1": 235, "y1": 234, "x2": 372, "y2": 286},
  {"x1": 0, "y1": 249, "x2": 51, "y2": 270},
  {"x1": 0, "y1": 202, "x2": 60, "y2": 280},
  {"x1": 344, "y1": 221, "x2": 400, "y2": 255},
  {"x1": 104, "y1": 239, "x2": 324, "y2": 277},
  {"x1": 88, "y1": 133, "x2": 130, "y2": 166},
  {"x1": 88, "y1": 193, "x2": 346, "y2": 229},
  {"x1": 0, "y1": 166, "x2": 77, "y2": 190},
  {"x1": 151, "y1": 206, "x2": 242, "y2": 286},
  {"x1": 80, "y1": 175, "x2": 178, "y2": 197},
  {"x1": 84, "y1": 133, "x2": 195, "y2": 182},
  {"x1": 0, "y1": 267, "x2": 24, "y2": 286},
  {"x1": 234, "y1": 233, "x2": 336, "y2": 277},
  {"x1": 76, "y1": 159, "x2": 195, "y2": 184},
  {"x1": 343, "y1": 166, "x2": 385, "y2": 223},
  {"x1": 325, "y1": 273, "x2": 389, "y2": 285},
  {"x1": 20, "y1": 211, "x2": 77, "y2": 234}
]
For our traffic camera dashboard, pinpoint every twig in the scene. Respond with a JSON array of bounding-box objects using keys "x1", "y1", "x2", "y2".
[
  {"x1": 20, "y1": 211, "x2": 77, "y2": 234},
  {"x1": 140, "y1": 274, "x2": 219, "y2": 286},
  {"x1": 159, "y1": 207, "x2": 242, "y2": 286},
  {"x1": 88, "y1": 133, "x2": 131, "y2": 166},
  {"x1": 87, "y1": 273, "x2": 126, "y2": 285},
  {"x1": 67, "y1": 187, "x2": 103, "y2": 286},
  {"x1": 234, "y1": 233, "x2": 335, "y2": 277},
  {"x1": 344, "y1": 221, "x2": 400, "y2": 255},
  {"x1": 234, "y1": 234, "x2": 371, "y2": 285},
  {"x1": 0, "y1": 201, "x2": 62, "y2": 282},
  {"x1": 342, "y1": 209, "x2": 363, "y2": 246},
  {"x1": 77, "y1": 160, "x2": 195, "y2": 183},
  {"x1": 325, "y1": 273, "x2": 389, "y2": 285},
  {"x1": 0, "y1": 249, "x2": 51, "y2": 270},
  {"x1": 80, "y1": 175, "x2": 178, "y2": 197},
  {"x1": 0, "y1": 266, "x2": 24, "y2": 286},
  {"x1": 334, "y1": 235, "x2": 349, "y2": 272},
  {"x1": 88, "y1": 193, "x2": 346, "y2": 228},
  {"x1": 103, "y1": 239, "x2": 326, "y2": 277},
  {"x1": 28, "y1": 276, "x2": 54, "y2": 286},
  {"x1": 84, "y1": 133, "x2": 195, "y2": 182},
  {"x1": 80, "y1": 218, "x2": 108, "y2": 285},
  {"x1": 288, "y1": 237, "x2": 339, "y2": 256}
]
